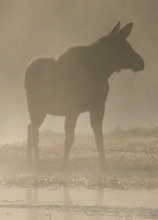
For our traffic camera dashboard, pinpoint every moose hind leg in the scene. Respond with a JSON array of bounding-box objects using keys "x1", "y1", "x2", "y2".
[
  {"x1": 61, "y1": 113, "x2": 79, "y2": 172},
  {"x1": 90, "y1": 107, "x2": 106, "y2": 171},
  {"x1": 32, "y1": 124, "x2": 40, "y2": 166},
  {"x1": 27, "y1": 123, "x2": 33, "y2": 166}
]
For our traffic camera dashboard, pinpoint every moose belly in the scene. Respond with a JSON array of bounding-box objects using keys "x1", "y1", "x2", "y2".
[
  {"x1": 46, "y1": 91, "x2": 105, "y2": 116},
  {"x1": 46, "y1": 96, "x2": 89, "y2": 116}
]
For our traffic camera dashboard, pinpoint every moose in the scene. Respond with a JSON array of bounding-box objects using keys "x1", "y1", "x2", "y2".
[{"x1": 25, "y1": 22, "x2": 144, "y2": 171}]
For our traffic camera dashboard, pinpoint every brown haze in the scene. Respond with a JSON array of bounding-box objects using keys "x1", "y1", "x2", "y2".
[{"x1": 0, "y1": 0, "x2": 157, "y2": 143}]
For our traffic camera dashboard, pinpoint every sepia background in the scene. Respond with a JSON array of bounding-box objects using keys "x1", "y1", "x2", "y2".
[{"x1": 0, "y1": 0, "x2": 157, "y2": 143}]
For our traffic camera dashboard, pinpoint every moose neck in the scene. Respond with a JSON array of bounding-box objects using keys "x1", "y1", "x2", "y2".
[{"x1": 87, "y1": 43, "x2": 119, "y2": 79}]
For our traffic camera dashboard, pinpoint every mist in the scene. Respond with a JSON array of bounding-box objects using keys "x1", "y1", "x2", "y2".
[{"x1": 0, "y1": 0, "x2": 157, "y2": 143}]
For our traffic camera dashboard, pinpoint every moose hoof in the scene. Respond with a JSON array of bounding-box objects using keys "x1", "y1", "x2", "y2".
[
  {"x1": 35, "y1": 160, "x2": 42, "y2": 170},
  {"x1": 26, "y1": 158, "x2": 33, "y2": 171},
  {"x1": 60, "y1": 164, "x2": 68, "y2": 173},
  {"x1": 100, "y1": 163, "x2": 106, "y2": 173}
]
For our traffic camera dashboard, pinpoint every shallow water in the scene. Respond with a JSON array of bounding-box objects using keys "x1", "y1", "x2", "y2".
[{"x1": 0, "y1": 186, "x2": 158, "y2": 220}]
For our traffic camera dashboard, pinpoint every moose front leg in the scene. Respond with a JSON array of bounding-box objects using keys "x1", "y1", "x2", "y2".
[
  {"x1": 27, "y1": 122, "x2": 40, "y2": 169},
  {"x1": 61, "y1": 113, "x2": 79, "y2": 172},
  {"x1": 90, "y1": 107, "x2": 106, "y2": 171}
]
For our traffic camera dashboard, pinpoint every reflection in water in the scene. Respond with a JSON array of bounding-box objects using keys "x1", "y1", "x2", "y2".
[
  {"x1": 25, "y1": 187, "x2": 105, "y2": 220},
  {"x1": 63, "y1": 187, "x2": 74, "y2": 220},
  {"x1": 26, "y1": 188, "x2": 38, "y2": 204},
  {"x1": 93, "y1": 188, "x2": 104, "y2": 220},
  {"x1": 63, "y1": 187, "x2": 105, "y2": 220},
  {"x1": 26, "y1": 188, "x2": 38, "y2": 220},
  {"x1": 1, "y1": 187, "x2": 156, "y2": 219},
  {"x1": 95, "y1": 188, "x2": 104, "y2": 206}
]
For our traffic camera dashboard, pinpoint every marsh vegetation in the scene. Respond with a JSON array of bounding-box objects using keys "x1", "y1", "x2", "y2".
[{"x1": 0, "y1": 127, "x2": 157, "y2": 190}]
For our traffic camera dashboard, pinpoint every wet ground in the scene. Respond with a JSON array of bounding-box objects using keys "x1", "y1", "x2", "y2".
[{"x1": 0, "y1": 129, "x2": 158, "y2": 219}]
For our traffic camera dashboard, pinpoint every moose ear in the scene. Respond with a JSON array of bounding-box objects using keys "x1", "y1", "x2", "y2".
[
  {"x1": 116, "y1": 22, "x2": 133, "y2": 39},
  {"x1": 109, "y1": 21, "x2": 120, "y2": 36}
]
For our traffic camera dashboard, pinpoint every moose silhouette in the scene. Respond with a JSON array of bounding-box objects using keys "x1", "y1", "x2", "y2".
[{"x1": 25, "y1": 22, "x2": 144, "y2": 171}]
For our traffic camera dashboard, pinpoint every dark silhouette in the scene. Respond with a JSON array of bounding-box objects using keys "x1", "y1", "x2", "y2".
[{"x1": 25, "y1": 22, "x2": 144, "y2": 171}]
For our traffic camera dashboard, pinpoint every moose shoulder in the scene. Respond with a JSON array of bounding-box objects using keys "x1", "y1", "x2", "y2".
[{"x1": 25, "y1": 22, "x2": 144, "y2": 171}]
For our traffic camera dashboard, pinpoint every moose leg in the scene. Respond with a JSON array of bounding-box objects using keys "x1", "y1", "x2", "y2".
[
  {"x1": 31, "y1": 124, "x2": 40, "y2": 166},
  {"x1": 61, "y1": 113, "x2": 79, "y2": 171},
  {"x1": 90, "y1": 107, "x2": 106, "y2": 171},
  {"x1": 26, "y1": 122, "x2": 40, "y2": 168},
  {"x1": 27, "y1": 123, "x2": 33, "y2": 166},
  {"x1": 27, "y1": 112, "x2": 46, "y2": 169}
]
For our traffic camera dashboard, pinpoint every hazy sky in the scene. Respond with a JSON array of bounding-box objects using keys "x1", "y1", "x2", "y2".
[{"x1": 0, "y1": 0, "x2": 158, "y2": 143}]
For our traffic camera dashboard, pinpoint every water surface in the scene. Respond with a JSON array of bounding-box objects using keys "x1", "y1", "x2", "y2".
[{"x1": 0, "y1": 187, "x2": 158, "y2": 220}]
